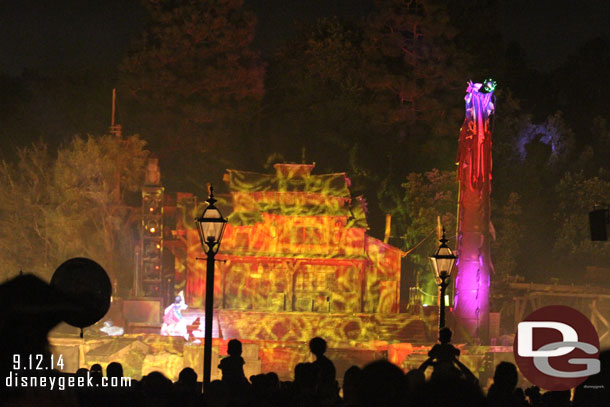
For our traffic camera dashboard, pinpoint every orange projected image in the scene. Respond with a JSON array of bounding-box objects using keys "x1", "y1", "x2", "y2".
[
  {"x1": 66, "y1": 162, "x2": 440, "y2": 381},
  {"x1": 174, "y1": 164, "x2": 402, "y2": 315}
]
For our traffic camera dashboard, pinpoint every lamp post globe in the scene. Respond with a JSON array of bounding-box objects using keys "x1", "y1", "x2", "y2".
[
  {"x1": 430, "y1": 228, "x2": 457, "y2": 331},
  {"x1": 195, "y1": 185, "x2": 227, "y2": 392},
  {"x1": 195, "y1": 185, "x2": 227, "y2": 254}
]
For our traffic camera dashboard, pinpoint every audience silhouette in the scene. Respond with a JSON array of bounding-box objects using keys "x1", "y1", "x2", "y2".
[
  {"x1": 90, "y1": 363, "x2": 103, "y2": 387},
  {"x1": 419, "y1": 327, "x2": 462, "y2": 377},
  {"x1": 218, "y1": 338, "x2": 248, "y2": 386},
  {"x1": 418, "y1": 326, "x2": 479, "y2": 385},
  {"x1": 106, "y1": 362, "x2": 124, "y2": 379},
  {"x1": 1, "y1": 274, "x2": 608, "y2": 407},
  {"x1": 309, "y1": 336, "x2": 340, "y2": 404},
  {"x1": 359, "y1": 359, "x2": 406, "y2": 407},
  {"x1": 487, "y1": 361, "x2": 528, "y2": 407},
  {"x1": 342, "y1": 365, "x2": 362, "y2": 406}
]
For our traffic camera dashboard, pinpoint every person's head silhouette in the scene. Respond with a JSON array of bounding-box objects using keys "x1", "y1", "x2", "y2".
[
  {"x1": 439, "y1": 327, "x2": 452, "y2": 344},
  {"x1": 177, "y1": 367, "x2": 198, "y2": 393},
  {"x1": 106, "y1": 361, "x2": 123, "y2": 378},
  {"x1": 90, "y1": 363, "x2": 103, "y2": 385},
  {"x1": 493, "y1": 361, "x2": 518, "y2": 390},
  {"x1": 309, "y1": 337, "x2": 327, "y2": 357},
  {"x1": 90, "y1": 363, "x2": 103, "y2": 375},
  {"x1": 227, "y1": 339, "x2": 242, "y2": 357}
]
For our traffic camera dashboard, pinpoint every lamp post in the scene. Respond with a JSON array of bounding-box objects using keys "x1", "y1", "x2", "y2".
[
  {"x1": 430, "y1": 228, "x2": 457, "y2": 332},
  {"x1": 195, "y1": 185, "x2": 227, "y2": 392}
]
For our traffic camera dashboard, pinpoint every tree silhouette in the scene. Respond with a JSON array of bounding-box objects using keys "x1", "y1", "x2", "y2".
[{"x1": 119, "y1": 0, "x2": 264, "y2": 191}]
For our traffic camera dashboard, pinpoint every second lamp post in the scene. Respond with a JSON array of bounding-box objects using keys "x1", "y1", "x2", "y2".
[
  {"x1": 195, "y1": 185, "x2": 228, "y2": 392},
  {"x1": 430, "y1": 228, "x2": 457, "y2": 331}
]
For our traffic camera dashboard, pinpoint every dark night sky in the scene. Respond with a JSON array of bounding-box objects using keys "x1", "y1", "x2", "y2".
[
  {"x1": 1, "y1": 0, "x2": 609, "y2": 76},
  {"x1": 497, "y1": 0, "x2": 610, "y2": 70},
  {"x1": 0, "y1": 0, "x2": 146, "y2": 75}
]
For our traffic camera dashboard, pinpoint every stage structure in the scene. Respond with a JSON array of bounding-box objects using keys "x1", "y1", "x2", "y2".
[
  {"x1": 175, "y1": 163, "x2": 402, "y2": 314},
  {"x1": 139, "y1": 158, "x2": 165, "y2": 297},
  {"x1": 455, "y1": 80, "x2": 496, "y2": 342},
  {"x1": 75, "y1": 163, "x2": 444, "y2": 381}
]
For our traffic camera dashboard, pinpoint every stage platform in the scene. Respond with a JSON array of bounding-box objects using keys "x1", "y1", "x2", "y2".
[
  {"x1": 48, "y1": 308, "x2": 519, "y2": 388},
  {"x1": 48, "y1": 331, "x2": 517, "y2": 388}
]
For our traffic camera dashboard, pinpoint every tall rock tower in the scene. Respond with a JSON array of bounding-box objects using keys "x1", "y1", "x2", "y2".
[{"x1": 455, "y1": 79, "x2": 496, "y2": 342}]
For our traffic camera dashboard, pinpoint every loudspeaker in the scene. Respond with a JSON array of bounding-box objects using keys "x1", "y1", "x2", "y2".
[{"x1": 589, "y1": 209, "x2": 608, "y2": 241}]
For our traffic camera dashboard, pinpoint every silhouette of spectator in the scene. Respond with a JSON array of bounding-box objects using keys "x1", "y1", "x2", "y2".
[
  {"x1": 13, "y1": 267, "x2": 610, "y2": 407},
  {"x1": 342, "y1": 365, "x2": 362, "y2": 406},
  {"x1": 249, "y1": 372, "x2": 281, "y2": 406},
  {"x1": 525, "y1": 386, "x2": 542, "y2": 406},
  {"x1": 487, "y1": 361, "x2": 528, "y2": 407},
  {"x1": 405, "y1": 368, "x2": 425, "y2": 392},
  {"x1": 141, "y1": 371, "x2": 173, "y2": 406},
  {"x1": 177, "y1": 366, "x2": 198, "y2": 391},
  {"x1": 104, "y1": 362, "x2": 127, "y2": 406},
  {"x1": 90, "y1": 363, "x2": 103, "y2": 386},
  {"x1": 417, "y1": 373, "x2": 486, "y2": 407},
  {"x1": 294, "y1": 362, "x2": 316, "y2": 392},
  {"x1": 206, "y1": 379, "x2": 230, "y2": 407},
  {"x1": 0, "y1": 274, "x2": 69, "y2": 389},
  {"x1": 541, "y1": 390, "x2": 571, "y2": 407},
  {"x1": 405, "y1": 368, "x2": 425, "y2": 405},
  {"x1": 76, "y1": 367, "x2": 89, "y2": 378},
  {"x1": 358, "y1": 360, "x2": 406, "y2": 407},
  {"x1": 293, "y1": 362, "x2": 307, "y2": 388},
  {"x1": 309, "y1": 337, "x2": 336, "y2": 383},
  {"x1": 175, "y1": 367, "x2": 201, "y2": 407},
  {"x1": 309, "y1": 336, "x2": 339, "y2": 402},
  {"x1": 428, "y1": 327, "x2": 460, "y2": 363},
  {"x1": 419, "y1": 327, "x2": 474, "y2": 381},
  {"x1": 218, "y1": 339, "x2": 247, "y2": 386},
  {"x1": 292, "y1": 362, "x2": 321, "y2": 406},
  {"x1": 266, "y1": 371, "x2": 280, "y2": 392},
  {"x1": 106, "y1": 361, "x2": 123, "y2": 379},
  {"x1": 249, "y1": 373, "x2": 265, "y2": 392}
]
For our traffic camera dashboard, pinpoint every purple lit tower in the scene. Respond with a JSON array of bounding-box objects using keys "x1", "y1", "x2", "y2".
[{"x1": 455, "y1": 79, "x2": 496, "y2": 342}]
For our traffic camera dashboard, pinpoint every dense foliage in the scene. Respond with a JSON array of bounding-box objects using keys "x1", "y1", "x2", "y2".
[{"x1": 0, "y1": 135, "x2": 148, "y2": 287}]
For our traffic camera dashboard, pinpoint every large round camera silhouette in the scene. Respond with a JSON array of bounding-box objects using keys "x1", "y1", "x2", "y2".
[{"x1": 51, "y1": 257, "x2": 112, "y2": 329}]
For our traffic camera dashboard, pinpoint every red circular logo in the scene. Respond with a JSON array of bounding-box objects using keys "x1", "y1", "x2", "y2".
[{"x1": 513, "y1": 305, "x2": 600, "y2": 391}]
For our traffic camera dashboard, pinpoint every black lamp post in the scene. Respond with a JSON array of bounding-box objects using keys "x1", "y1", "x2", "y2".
[
  {"x1": 195, "y1": 185, "x2": 227, "y2": 392},
  {"x1": 430, "y1": 228, "x2": 457, "y2": 332}
]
